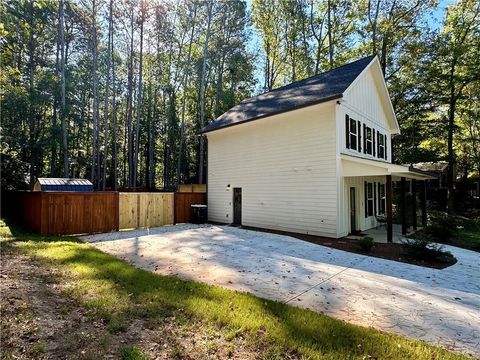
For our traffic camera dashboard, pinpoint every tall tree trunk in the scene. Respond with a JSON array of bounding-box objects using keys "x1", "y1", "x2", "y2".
[
  {"x1": 59, "y1": 0, "x2": 68, "y2": 177},
  {"x1": 198, "y1": 0, "x2": 213, "y2": 184},
  {"x1": 133, "y1": 0, "x2": 145, "y2": 190},
  {"x1": 126, "y1": 4, "x2": 134, "y2": 188},
  {"x1": 90, "y1": 0, "x2": 99, "y2": 188},
  {"x1": 51, "y1": 15, "x2": 60, "y2": 177},
  {"x1": 327, "y1": 0, "x2": 333, "y2": 69},
  {"x1": 102, "y1": 0, "x2": 113, "y2": 190},
  {"x1": 148, "y1": 86, "x2": 156, "y2": 189},
  {"x1": 111, "y1": 9, "x2": 118, "y2": 190},
  {"x1": 176, "y1": 2, "x2": 197, "y2": 187},
  {"x1": 447, "y1": 63, "x2": 457, "y2": 214},
  {"x1": 28, "y1": 0, "x2": 36, "y2": 187}
]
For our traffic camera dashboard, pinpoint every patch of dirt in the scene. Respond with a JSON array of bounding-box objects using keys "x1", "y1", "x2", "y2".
[
  {"x1": 241, "y1": 226, "x2": 457, "y2": 269},
  {"x1": 0, "y1": 244, "x2": 266, "y2": 359}
]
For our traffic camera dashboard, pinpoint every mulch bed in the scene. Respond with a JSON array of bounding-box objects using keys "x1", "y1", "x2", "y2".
[{"x1": 240, "y1": 226, "x2": 457, "y2": 270}]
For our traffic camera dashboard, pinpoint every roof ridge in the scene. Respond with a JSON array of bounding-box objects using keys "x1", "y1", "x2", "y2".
[
  {"x1": 239, "y1": 55, "x2": 376, "y2": 104},
  {"x1": 202, "y1": 55, "x2": 377, "y2": 133}
]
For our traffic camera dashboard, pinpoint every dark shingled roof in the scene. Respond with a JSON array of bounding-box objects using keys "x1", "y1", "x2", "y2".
[{"x1": 201, "y1": 55, "x2": 376, "y2": 134}]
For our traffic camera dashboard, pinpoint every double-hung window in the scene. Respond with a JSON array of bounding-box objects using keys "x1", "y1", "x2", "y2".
[
  {"x1": 378, "y1": 183, "x2": 386, "y2": 214},
  {"x1": 366, "y1": 127, "x2": 373, "y2": 155},
  {"x1": 349, "y1": 118, "x2": 358, "y2": 151},
  {"x1": 365, "y1": 182, "x2": 374, "y2": 217},
  {"x1": 378, "y1": 133, "x2": 385, "y2": 159}
]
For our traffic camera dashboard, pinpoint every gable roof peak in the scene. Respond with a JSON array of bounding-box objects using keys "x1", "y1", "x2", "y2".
[{"x1": 201, "y1": 55, "x2": 377, "y2": 134}]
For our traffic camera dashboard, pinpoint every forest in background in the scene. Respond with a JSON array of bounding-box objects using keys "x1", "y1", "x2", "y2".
[{"x1": 1, "y1": 0, "x2": 479, "y2": 196}]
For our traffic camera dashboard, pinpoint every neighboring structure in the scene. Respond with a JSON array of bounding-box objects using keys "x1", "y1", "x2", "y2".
[
  {"x1": 201, "y1": 56, "x2": 433, "y2": 240},
  {"x1": 34, "y1": 178, "x2": 93, "y2": 192},
  {"x1": 411, "y1": 162, "x2": 448, "y2": 189}
]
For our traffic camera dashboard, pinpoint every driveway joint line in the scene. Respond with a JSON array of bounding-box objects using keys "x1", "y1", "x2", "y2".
[{"x1": 284, "y1": 257, "x2": 367, "y2": 304}]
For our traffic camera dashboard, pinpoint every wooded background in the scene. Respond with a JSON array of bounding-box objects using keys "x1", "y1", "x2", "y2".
[{"x1": 1, "y1": 0, "x2": 479, "y2": 198}]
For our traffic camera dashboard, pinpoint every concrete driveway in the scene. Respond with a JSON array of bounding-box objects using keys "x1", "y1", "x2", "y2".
[{"x1": 81, "y1": 224, "x2": 480, "y2": 357}]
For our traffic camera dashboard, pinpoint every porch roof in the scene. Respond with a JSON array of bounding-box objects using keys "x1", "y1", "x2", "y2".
[{"x1": 340, "y1": 154, "x2": 436, "y2": 180}]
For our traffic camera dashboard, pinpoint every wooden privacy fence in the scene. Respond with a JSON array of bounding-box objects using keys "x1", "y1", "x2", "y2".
[
  {"x1": 119, "y1": 192, "x2": 174, "y2": 229},
  {"x1": 4, "y1": 188, "x2": 206, "y2": 235},
  {"x1": 177, "y1": 184, "x2": 207, "y2": 193},
  {"x1": 3, "y1": 191, "x2": 119, "y2": 236},
  {"x1": 174, "y1": 192, "x2": 207, "y2": 223}
]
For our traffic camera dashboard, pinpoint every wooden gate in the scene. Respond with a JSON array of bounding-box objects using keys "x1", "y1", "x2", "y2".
[{"x1": 119, "y1": 192, "x2": 174, "y2": 229}]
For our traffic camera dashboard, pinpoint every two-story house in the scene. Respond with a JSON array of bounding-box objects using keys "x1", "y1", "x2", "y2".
[{"x1": 200, "y1": 55, "x2": 432, "y2": 241}]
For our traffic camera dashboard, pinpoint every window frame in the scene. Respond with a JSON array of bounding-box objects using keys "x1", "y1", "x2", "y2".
[
  {"x1": 366, "y1": 127, "x2": 373, "y2": 155},
  {"x1": 349, "y1": 118, "x2": 358, "y2": 151},
  {"x1": 378, "y1": 132, "x2": 385, "y2": 159},
  {"x1": 378, "y1": 183, "x2": 386, "y2": 215},
  {"x1": 366, "y1": 182, "x2": 374, "y2": 216}
]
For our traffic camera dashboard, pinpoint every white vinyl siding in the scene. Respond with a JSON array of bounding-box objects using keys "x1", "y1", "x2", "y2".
[
  {"x1": 340, "y1": 65, "x2": 392, "y2": 162},
  {"x1": 207, "y1": 102, "x2": 338, "y2": 237}
]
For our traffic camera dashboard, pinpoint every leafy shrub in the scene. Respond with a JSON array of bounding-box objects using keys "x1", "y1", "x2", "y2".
[
  {"x1": 121, "y1": 346, "x2": 150, "y2": 360},
  {"x1": 402, "y1": 238, "x2": 453, "y2": 263},
  {"x1": 424, "y1": 211, "x2": 456, "y2": 242},
  {"x1": 357, "y1": 236, "x2": 374, "y2": 252}
]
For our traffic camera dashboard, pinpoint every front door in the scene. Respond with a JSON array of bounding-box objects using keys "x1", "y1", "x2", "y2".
[
  {"x1": 350, "y1": 187, "x2": 356, "y2": 233},
  {"x1": 233, "y1": 188, "x2": 242, "y2": 225}
]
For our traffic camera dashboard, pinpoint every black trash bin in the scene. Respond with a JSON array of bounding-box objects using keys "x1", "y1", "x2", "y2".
[{"x1": 191, "y1": 204, "x2": 207, "y2": 224}]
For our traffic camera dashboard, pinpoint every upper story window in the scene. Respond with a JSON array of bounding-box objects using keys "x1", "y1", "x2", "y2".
[
  {"x1": 365, "y1": 127, "x2": 373, "y2": 155},
  {"x1": 349, "y1": 118, "x2": 357, "y2": 151},
  {"x1": 378, "y1": 133, "x2": 385, "y2": 159},
  {"x1": 345, "y1": 113, "x2": 388, "y2": 161}
]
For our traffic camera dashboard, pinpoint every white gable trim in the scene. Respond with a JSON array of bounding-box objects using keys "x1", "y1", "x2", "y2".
[{"x1": 343, "y1": 56, "x2": 400, "y2": 134}]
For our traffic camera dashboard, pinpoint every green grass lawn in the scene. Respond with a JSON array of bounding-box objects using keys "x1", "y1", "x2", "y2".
[
  {"x1": 0, "y1": 220, "x2": 472, "y2": 360},
  {"x1": 455, "y1": 218, "x2": 480, "y2": 249}
]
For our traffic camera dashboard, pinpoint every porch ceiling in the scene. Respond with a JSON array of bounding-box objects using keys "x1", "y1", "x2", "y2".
[{"x1": 340, "y1": 154, "x2": 435, "y2": 180}]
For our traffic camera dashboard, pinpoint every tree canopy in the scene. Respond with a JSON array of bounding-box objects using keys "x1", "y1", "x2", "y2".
[{"x1": 1, "y1": 0, "x2": 479, "y2": 193}]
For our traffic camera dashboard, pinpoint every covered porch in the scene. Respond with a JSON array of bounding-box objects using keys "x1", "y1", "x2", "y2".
[
  {"x1": 347, "y1": 224, "x2": 413, "y2": 243},
  {"x1": 340, "y1": 154, "x2": 435, "y2": 242}
]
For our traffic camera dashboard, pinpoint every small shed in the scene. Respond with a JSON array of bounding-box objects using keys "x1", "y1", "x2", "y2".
[{"x1": 33, "y1": 178, "x2": 94, "y2": 192}]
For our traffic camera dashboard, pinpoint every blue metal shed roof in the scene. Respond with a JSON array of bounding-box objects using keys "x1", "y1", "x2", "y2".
[{"x1": 36, "y1": 178, "x2": 94, "y2": 192}]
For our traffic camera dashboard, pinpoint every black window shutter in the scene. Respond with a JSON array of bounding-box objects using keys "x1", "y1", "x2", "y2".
[
  {"x1": 373, "y1": 129, "x2": 376, "y2": 157},
  {"x1": 378, "y1": 183, "x2": 381, "y2": 213},
  {"x1": 358, "y1": 120, "x2": 362, "y2": 152},
  {"x1": 364, "y1": 181, "x2": 368, "y2": 217},
  {"x1": 374, "y1": 182, "x2": 377, "y2": 215},
  {"x1": 384, "y1": 135, "x2": 388, "y2": 160},
  {"x1": 363, "y1": 124, "x2": 366, "y2": 154},
  {"x1": 345, "y1": 115, "x2": 350, "y2": 149},
  {"x1": 377, "y1": 132, "x2": 380, "y2": 156}
]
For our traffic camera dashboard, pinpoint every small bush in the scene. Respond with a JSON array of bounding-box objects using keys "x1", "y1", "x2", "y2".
[
  {"x1": 121, "y1": 346, "x2": 150, "y2": 360},
  {"x1": 402, "y1": 238, "x2": 453, "y2": 263},
  {"x1": 357, "y1": 236, "x2": 374, "y2": 252},
  {"x1": 424, "y1": 211, "x2": 456, "y2": 242}
]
